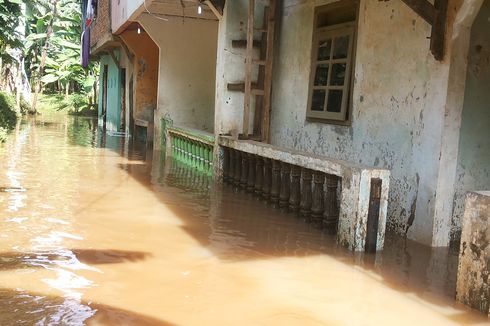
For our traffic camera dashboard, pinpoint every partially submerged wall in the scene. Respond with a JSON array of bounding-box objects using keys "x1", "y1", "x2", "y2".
[
  {"x1": 452, "y1": 1, "x2": 490, "y2": 239},
  {"x1": 98, "y1": 53, "x2": 122, "y2": 132},
  {"x1": 456, "y1": 191, "x2": 490, "y2": 316},
  {"x1": 268, "y1": 0, "x2": 474, "y2": 246},
  {"x1": 139, "y1": 15, "x2": 218, "y2": 149}
]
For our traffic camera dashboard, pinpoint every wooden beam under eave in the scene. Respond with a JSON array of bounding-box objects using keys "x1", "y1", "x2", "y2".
[
  {"x1": 400, "y1": 0, "x2": 448, "y2": 61},
  {"x1": 430, "y1": 0, "x2": 448, "y2": 61},
  {"x1": 400, "y1": 0, "x2": 436, "y2": 25},
  {"x1": 205, "y1": 0, "x2": 223, "y2": 20}
]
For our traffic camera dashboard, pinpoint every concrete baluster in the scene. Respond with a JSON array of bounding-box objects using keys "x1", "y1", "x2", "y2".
[
  {"x1": 270, "y1": 160, "x2": 281, "y2": 206},
  {"x1": 234, "y1": 150, "x2": 242, "y2": 186},
  {"x1": 262, "y1": 158, "x2": 271, "y2": 200},
  {"x1": 300, "y1": 168, "x2": 313, "y2": 220},
  {"x1": 324, "y1": 174, "x2": 340, "y2": 232},
  {"x1": 289, "y1": 165, "x2": 301, "y2": 213},
  {"x1": 247, "y1": 154, "x2": 256, "y2": 193},
  {"x1": 311, "y1": 172, "x2": 325, "y2": 228},
  {"x1": 254, "y1": 156, "x2": 264, "y2": 196},
  {"x1": 240, "y1": 152, "x2": 249, "y2": 189},
  {"x1": 279, "y1": 162, "x2": 291, "y2": 209}
]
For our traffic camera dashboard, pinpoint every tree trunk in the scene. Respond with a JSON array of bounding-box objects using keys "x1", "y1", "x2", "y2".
[
  {"x1": 93, "y1": 78, "x2": 97, "y2": 107},
  {"x1": 15, "y1": 66, "x2": 22, "y2": 115},
  {"x1": 30, "y1": 0, "x2": 58, "y2": 114}
]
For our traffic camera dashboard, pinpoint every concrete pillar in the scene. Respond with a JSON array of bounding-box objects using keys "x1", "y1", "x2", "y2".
[
  {"x1": 456, "y1": 191, "x2": 490, "y2": 316},
  {"x1": 431, "y1": 0, "x2": 485, "y2": 247}
]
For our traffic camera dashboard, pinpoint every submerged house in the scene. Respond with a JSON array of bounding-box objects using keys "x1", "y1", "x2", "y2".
[{"x1": 85, "y1": 0, "x2": 488, "y2": 255}]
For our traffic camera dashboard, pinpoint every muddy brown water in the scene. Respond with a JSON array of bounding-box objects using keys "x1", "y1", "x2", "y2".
[{"x1": 0, "y1": 114, "x2": 487, "y2": 325}]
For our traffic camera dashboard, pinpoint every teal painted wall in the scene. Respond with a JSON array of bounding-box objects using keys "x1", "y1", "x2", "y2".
[{"x1": 98, "y1": 52, "x2": 122, "y2": 132}]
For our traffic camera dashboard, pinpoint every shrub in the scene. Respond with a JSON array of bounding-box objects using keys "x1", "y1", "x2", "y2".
[
  {"x1": 0, "y1": 127, "x2": 8, "y2": 143},
  {"x1": 20, "y1": 96, "x2": 32, "y2": 114},
  {"x1": 64, "y1": 94, "x2": 97, "y2": 116},
  {"x1": 0, "y1": 91, "x2": 17, "y2": 142}
]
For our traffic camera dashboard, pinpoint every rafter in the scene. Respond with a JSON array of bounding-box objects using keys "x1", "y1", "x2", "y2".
[
  {"x1": 203, "y1": 0, "x2": 225, "y2": 19},
  {"x1": 400, "y1": 0, "x2": 448, "y2": 61},
  {"x1": 204, "y1": 0, "x2": 223, "y2": 19},
  {"x1": 401, "y1": 0, "x2": 435, "y2": 24}
]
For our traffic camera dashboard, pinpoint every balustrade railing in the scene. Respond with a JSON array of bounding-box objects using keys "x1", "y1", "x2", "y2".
[
  {"x1": 223, "y1": 149, "x2": 342, "y2": 232},
  {"x1": 219, "y1": 136, "x2": 390, "y2": 252},
  {"x1": 164, "y1": 124, "x2": 215, "y2": 175},
  {"x1": 160, "y1": 120, "x2": 390, "y2": 253}
]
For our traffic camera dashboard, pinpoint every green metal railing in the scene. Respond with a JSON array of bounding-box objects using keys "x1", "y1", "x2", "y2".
[{"x1": 163, "y1": 123, "x2": 215, "y2": 175}]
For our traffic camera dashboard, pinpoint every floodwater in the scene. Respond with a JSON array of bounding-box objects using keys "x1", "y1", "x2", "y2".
[{"x1": 0, "y1": 113, "x2": 487, "y2": 326}]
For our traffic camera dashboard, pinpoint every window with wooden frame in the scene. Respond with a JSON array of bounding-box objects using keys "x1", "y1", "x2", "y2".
[{"x1": 307, "y1": 2, "x2": 358, "y2": 122}]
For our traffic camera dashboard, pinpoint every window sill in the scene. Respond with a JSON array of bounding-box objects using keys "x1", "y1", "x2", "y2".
[{"x1": 305, "y1": 116, "x2": 352, "y2": 127}]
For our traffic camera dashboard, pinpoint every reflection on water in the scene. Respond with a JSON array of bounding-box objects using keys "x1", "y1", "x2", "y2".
[
  {"x1": 153, "y1": 156, "x2": 459, "y2": 296},
  {"x1": 0, "y1": 249, "x2": 151, "y2": 270},
  {"x1": 0, "y1": 113, "x2": 487, "y2": 325},
  {"x1": 0, "y1": 288, "x2": 174, "y2": 326}
]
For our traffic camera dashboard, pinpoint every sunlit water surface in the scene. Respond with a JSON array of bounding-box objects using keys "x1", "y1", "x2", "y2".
[{"x1": 0, "y1": 114, "x2": 487, "y2": 325}]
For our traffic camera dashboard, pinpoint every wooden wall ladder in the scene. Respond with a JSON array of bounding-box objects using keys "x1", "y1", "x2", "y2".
[{"x1": 227, "y1": 0, "x2": 276, "y2": 143}]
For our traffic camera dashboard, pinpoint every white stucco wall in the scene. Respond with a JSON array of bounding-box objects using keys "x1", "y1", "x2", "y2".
[
  {"x1": 139, "y1": 15, "x2": 218, "y2": 149},
  {"x1": 111, "y1": 0, "x2": 144, "y2": 33},
  {"x1": 268, "y1": 0, "x2": 456, "y2": 245},
  {"x1": 214, "y1": 0, "x2": 266, "y2": 137}
]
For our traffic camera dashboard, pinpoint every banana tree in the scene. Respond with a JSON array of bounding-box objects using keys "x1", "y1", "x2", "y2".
[{"x1": 23, "y1": 0, "x2": 99, "y2": 113}]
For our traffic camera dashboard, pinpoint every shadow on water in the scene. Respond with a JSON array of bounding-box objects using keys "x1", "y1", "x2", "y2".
[
  {"x1": 13, "y1": 113, "x2": 487, "y2": 323},
  {"x1": 0, "y1": 249, "x2": 152, "y2": 271},
  {"x1": 0, "y1": 288, "x2": 175, "y2": 326},
  {"x1": 121, "y1": 151, "x2": 464, "y2": 300},
  {"x1": 114, "y1": 149, "x2": 489, "y2": 324}
]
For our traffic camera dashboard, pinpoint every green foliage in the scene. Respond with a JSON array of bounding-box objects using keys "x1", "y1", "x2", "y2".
[
  {"x1": 24, "y1": 0, "x2": 98, "y2": 97},
  {"x1": 37, "y1": 93, "x2": 65, "y2": 112},
  {"x1": 0, "y1": 0, "x2": 22, "y2": 63},
  {"x1": 65, "y1": 94, "x2": 89, "y2": 110},
  {"x1": 0, "y1": 91, "x2": 18, "y2": 142},
  {"x1": 1, "y1": 0, "x2": 98, "y2": 115},
  {"x1": 0, "y1": 127, "x2": 8, "y2": 143},
  {"x1": 37, "y1": 93, "x2": 96, "y2": 116}
]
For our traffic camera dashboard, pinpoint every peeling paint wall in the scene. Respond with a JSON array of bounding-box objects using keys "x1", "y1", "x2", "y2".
[
  {"x1": 139, "y1": 15, "x2": 218, "y2": 150},
  {"x1": 269, "y1": 0, "x2": 456, "y2": 246},
  {"x1": 120, "y1": 29, "x2": 159, "y2": 124},
  {"x1": 452, "y1": 1, "x2": 490, "y2": 241},
  {"x1": 456, "y1": 191, "x2": 490, "y2": 316}
]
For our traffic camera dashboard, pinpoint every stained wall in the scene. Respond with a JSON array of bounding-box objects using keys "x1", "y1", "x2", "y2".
[
  {"x1": 120, "y1": 28, "x2": 159, "y2": 124},
  {"x1": 139, "y1": 15, "x2": 219, "y2": 149},
  {"x1": 452, "y1": 1, "x2": 490, "y2": 237},
  {"x1": 214, "y1": 0, "x2": 485, "y2": 246}
]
